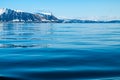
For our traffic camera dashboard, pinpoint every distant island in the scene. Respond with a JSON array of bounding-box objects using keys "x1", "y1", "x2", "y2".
[{"x1": 0, "y1": 8, "x2": 120, "y2": 23}]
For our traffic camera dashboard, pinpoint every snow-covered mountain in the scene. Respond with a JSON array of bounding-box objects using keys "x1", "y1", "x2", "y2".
[
  {"x1": 0, "y1": 8, "x2": 42, "y2": 22},
  {"x1": 0, "y1": 8, "x2": 59, "y2": 22},
  {"x1": 0, "y1": 8, "x2": 120, "y2": 23}
]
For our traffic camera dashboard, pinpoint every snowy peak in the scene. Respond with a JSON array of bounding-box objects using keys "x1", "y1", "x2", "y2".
[
  {"x1": 0, "y1": 8, "x2": 18, "y2": 15},
  {"x1": 0, "y1": 8, "x2": 8, "y2": 15},
  {"x1": 0, "y1": 8, "x2": 24, "y2": 15}
]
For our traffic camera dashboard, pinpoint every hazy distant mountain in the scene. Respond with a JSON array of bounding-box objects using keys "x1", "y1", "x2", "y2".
[
  {"x1": 62, "y1": 19, "x2": 120, "y2": 23},
  {"x1": 0, "y1": 8, "x2": 120, "y2": 23}
]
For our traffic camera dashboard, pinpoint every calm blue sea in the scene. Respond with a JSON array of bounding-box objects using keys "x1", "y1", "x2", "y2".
[{"x1": 0, "y1": 23, "x2": 120, "y2": 80}]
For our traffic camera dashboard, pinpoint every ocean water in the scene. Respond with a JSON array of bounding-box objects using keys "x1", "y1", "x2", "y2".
[{"x1": 0, "y1": 23, "x2": 120, "y2": 80}]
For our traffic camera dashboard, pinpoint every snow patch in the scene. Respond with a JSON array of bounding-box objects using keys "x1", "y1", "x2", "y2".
[
  {"x1": 14, "y1": 10, "x2": 23, "y2": 12},
  {"x1": 12, "y1": 19, "x2": 20, "y2": 22},
  {"x1": 41, "y1": 12, "x2": 52, "y2": 15}
]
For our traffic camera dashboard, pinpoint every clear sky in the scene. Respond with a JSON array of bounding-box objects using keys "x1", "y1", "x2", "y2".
[{"x1": 0, "y1": 0, "x2": 120, "y2": 18}]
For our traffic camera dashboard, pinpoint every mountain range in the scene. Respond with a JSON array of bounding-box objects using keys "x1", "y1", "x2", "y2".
[{"x1": 0, "y1": 8, "x2": 120, "y2": 23}]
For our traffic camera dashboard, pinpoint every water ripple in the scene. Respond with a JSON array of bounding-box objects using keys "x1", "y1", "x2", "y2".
[{"x1": 0, "y1": 23, "x2": 120, "y2": 80}]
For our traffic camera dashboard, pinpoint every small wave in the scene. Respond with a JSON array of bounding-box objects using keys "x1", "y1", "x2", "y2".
[{"x1": 0, "y1": 44, "x2": 51, "y2": 48}]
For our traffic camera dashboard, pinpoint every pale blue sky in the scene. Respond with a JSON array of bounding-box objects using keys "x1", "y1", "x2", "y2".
[{"x1": 0, "y1": 0, "x2": 120, "y2": 18}]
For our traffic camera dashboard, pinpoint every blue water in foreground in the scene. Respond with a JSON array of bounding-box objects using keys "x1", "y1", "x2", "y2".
[{"x1": 0, "y1": 23, "x2": 120, "y2": 80}]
